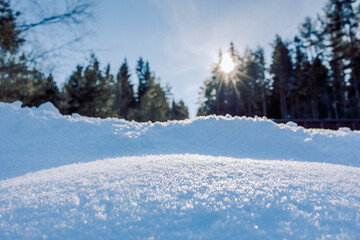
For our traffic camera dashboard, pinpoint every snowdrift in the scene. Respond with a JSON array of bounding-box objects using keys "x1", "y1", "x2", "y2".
[
  {"x1": 1, "y1": 155, "x2": 360, "y2": 239},
  {"x1": 1, "y1": 102, "x2": 360, "y2": 239},
  {"x1": 1, "y1": 101, "x2": 360, "y2": 179}
]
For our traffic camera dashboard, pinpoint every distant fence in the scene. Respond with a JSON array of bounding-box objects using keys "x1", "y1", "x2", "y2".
[{"x1": 273, "y1": 119, "x2": 360, "y2": 130}]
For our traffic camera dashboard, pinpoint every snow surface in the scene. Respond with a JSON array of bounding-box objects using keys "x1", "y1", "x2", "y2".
[
  {"x1": 1, "y1": 102, "x2": 360, "y2": 180},
  {"x1": 1, "y1": 102, "x2": 360, "y2": 239},
  {"x1": 1, "y1": 155, "x2": 360, "y2": 239}
]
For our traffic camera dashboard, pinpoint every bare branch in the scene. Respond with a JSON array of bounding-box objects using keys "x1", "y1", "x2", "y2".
[
  {"x1": 18, "y1": 2, "x2": 93, "y2": 32},
  {"x1": 26, "y1": 37, "x2": 83, "y2": 64}
]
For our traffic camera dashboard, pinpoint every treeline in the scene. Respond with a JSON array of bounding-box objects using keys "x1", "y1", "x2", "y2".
[
  {"x1": 0, "y1": 1, "x2": 188, "y2": 122},
  {"x1": 1, "y1": 54, "x2": 189, "y2": 121},
  {"x1": 62, "y1": 55, "x2": 189, "y2": 121},
  {"x1": 198, "y1": 0, "x2": 360, "y2": 119}
]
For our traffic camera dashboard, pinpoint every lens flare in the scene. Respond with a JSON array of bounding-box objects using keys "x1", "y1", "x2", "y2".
[{"x1": 220, "y1": 53, "x2": 235, "y2": 74}]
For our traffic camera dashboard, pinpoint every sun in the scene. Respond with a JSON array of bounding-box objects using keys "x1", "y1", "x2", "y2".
[{"x1": 220, "y1": 53, "x2": 236, "y2": 74}]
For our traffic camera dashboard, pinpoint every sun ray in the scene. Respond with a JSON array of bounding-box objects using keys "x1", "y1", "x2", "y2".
[{"x1": 220, "y1": 53, "x2": 236, "y2": 74}]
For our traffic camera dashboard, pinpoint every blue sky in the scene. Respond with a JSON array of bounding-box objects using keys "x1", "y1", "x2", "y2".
[{"x1": 47, "y1": 0, "x2": 328, "y2": 117}]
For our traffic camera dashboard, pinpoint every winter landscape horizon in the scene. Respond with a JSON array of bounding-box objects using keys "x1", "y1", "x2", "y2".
[{"x1": 2, "y1": 0, "x2": 360, "y2": 239}]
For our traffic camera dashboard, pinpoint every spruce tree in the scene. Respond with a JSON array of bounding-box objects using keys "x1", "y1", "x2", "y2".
[
  {"x1": 170, "y1": 100, "x2": 189, "y2": 120},
  {"x1": 312, "y1": 56, "x2": 330, "y2": 118},
  {"x1": 129, "y1": 75, "x2": 170, "y2": 122},
  {"x1": 0, "y1": 0, "x2": 23, "y2": 54},
  {"x1": 323, "y1": 0, "x2": 356, "y2": 118},
  {"x1": 95, "y1": 63, "x2": 112, "y2": 118},
  {"x1": 243, "y1": 48, "x2": 267, "y2": 117},
  {"x1": 340, "y1": 0, "x2": 360, "y2": 117},
  {"x1": 61, "y1": 55, "x2": 111, "y2": 118},
  {"x1": 270, "y1": 35, "x2": 293, "y2": 119},
  {"x1": 198, "y1": 45, "x2": 246, "y2": 117},
  {"x1": 62, "y1": 65, "x2": 84, "y2": 115},
  {"x1": 113, "y1": 59, "x2": 135, "y2": 119},
  {"x1": 136, "y1": 57, "x2": 151, "y2": 103},
  {"x1": 291, "y1": 38, "x2": 310, "y2": 119},
  {"x1": 197, "y1": 44, "x2": 267, "y2": 117},
  {"x1": 81, "y1": 55, "x2": 99, "y2": 117},
  {"x1": 253, "y1": 47, "x2": 269, "y2": 117},
  {"x1": 21, "y1": 73, "x2": 60, "y2": 108},
  {"x1": 0, "y1": 0, "x2": 27, "y2": 103},
  {"x1": 197, "y1": 77, "x2": 218, "y2": 116}
]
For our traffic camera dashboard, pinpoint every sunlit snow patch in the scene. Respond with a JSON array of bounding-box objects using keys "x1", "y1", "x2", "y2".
[
  {"x1": 1, "y1": 102, "x2": 360, "y2": 180},
  {"x1": 1, "y1": 155, "x2": 359, "y2": 239}
]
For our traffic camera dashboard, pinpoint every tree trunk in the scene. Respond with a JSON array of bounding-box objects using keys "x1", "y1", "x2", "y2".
[
  {"x1": 261, "y1": 86, "x2": 267, "y2": 116},
  {"x1": 310, "y1": 74, "x2": 319, "y2": 119},
  {"x1": 352, "y1": 71, "x2": 360, "y2": 117},
  {"x1": 280, "y1": 87, "x2": 287, "y2": 119}
]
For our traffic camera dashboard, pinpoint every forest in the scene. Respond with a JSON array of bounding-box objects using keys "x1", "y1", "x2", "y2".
[
  {"x1": 1, "y1": 0, "x2": 360, "y2": 121},
  {"x1": 0, "y1": 0, "x2": 188, "y2": 122},
  {"x1": 198, "y1": 0, "x2": 360, "y2": 120}
]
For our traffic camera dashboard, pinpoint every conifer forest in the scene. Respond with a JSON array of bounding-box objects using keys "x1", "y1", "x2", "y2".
[{"x1": 1, "y1": 0, "x2": 360, "y2": 121}]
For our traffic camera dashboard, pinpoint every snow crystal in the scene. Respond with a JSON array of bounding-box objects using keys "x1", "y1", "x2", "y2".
[{"x1": 0, "y1": 155, "x2": 359, "y2": 239}]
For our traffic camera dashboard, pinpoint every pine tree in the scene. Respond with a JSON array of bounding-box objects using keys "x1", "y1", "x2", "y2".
[
  {"x1": 197, "y1": 44, "x2": 267, "y2": 117},
  {"x1": 198, "y1": 51, "x2": 228, "y2": 116},
  {"x1": 61, "y1": 55, "x2": 111, "y2": 118},
  {"x1": 340, "y1": 0, "x2": 360, "y2": 117},
  {"x1": 253, "y1": 47, "x2": 269, "y2": 117},
  {"x1": 129, "y1": 75, "x2": 170, "y2": 122},
  {"x1": 95, "y1": 62, "x2": 112, "y2": 118},
  {"x1": 197, "y1": 77, "x2": 218, "y2": 116},
  {"x1": 61, "y1": 65, "x2": 84, "y2": 115},
  {"x1": 198, "y1": 44, "x2": 245, "y2": 117},
  {"x1": 241, "y1": 49, "x2": 256, "y2": 116},
  {"x1": 242, "y1": 48, "x2": 268, "y2": 117},
  {"x1": 21, "y1": 73, "x2": 60, "y2": 108},
  {"x1": 270, "y1": 35, "x2": 293, "y2": 119},
  {"x1": 81, "y1": 55, "x2": 99, "y2": 117},
  {"x1": 0, "y1": 0, "x2": 23, "y2": 54},
  {"x1": 299, "y1": 16, "x2": 325, "y2": 60},
  {"x1": 170, "y1": 100, "x2": 189, "y2": 120},
  {"x1": 297, "y1": 16, "x2": 331, "y2": 119},
  {"x1": 323, "y1": 0, "x2": 355, "y2": 118},
  {"x1": 136, "y1": 57, "x2": 151, "y2": 103},
  {"x1": 290, "y1": 38, "x2": 307, "y2": 119},
  {"x1": 311, "y1": 56, "x2": 330, "y2": 118},
  {"x1": 0, "y1": 0, "x2": 27, "y2": 103},
  {"x1": 113, "y1": 59, "x2": 135, "y2": 119}
]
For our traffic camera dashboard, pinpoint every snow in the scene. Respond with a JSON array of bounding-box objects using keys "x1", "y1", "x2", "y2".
[
  {"x1": 0, "y1": 102, "x2": 360, "y2": 239},
  {"x1": 1, "y1": 155, "x2": 360, "y2": 239},
  {"x1": 1, "y1": 101, "x2": 360, "y2": 180}
]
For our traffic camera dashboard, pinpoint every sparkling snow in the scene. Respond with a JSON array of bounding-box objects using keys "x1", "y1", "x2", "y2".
[
  {"x1": 1, "y1": 102, "x2": 360, "y2": 180},
  {"x1": 1, "y1": 155, "x2": 360, "y2": 239},
  {"x1": 0, "y1": 102, "x2": 360, "y2": 239}
]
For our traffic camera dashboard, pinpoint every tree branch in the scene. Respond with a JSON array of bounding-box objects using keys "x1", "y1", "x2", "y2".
[{"x1": 18, "y1": 2, "x2": 92, "y2": 32}]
